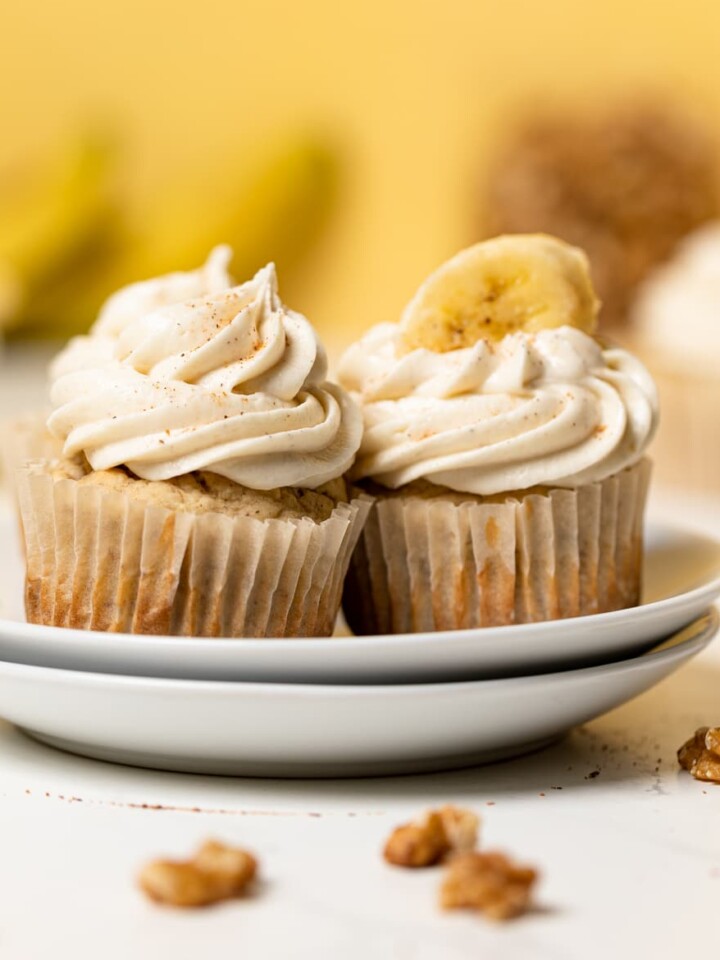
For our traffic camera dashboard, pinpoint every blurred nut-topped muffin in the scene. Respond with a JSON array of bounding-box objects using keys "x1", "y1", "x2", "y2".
[{"x1": 483, "y1": 104, "x2": 719, "y2": 330}]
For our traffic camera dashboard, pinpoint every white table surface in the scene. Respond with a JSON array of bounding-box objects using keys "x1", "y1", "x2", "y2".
[{"x1": 1, "y1": 345, "x2": 719, "y2": 960}]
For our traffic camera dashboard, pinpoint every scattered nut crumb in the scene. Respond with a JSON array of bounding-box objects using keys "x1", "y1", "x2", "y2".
[
  {"x1": 705, "y1": 727, "x2": 720, "y2": 755},
  {"x1": 383, "y1": 811, "x2": 448, "y2": 868},
  {"x1": 678, "y1": 727, "x2": 720, "y2": 782},
  {"x1": 138, "y1": 839, "x2": 258, "y2": 908},
  {"x1": 678, "y1": 728, "x2": 708, "y2": 769},
  {"x1": 435, "y1": 805, "x2": 479, "y2": 855},
  {"x1": 440, "y1": 851, "x2": 538, "y2": 921},
  {"x1": 383, "y1": 806, "x2": 480, "y2": 868}
]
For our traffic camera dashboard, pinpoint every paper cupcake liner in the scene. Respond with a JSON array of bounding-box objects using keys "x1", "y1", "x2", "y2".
[
  {"x1": 343, "y1": 459, "x2": 651, "y2": 634},
  {"x1": 2, "y1": 412, "x2": 63, "y2": 555},
  {"x1": 18, "y1": 461, "x2": 371, "y2": 638},
  {"x1": 1, "y1": 411, "x2": 61, "y2": 494}
]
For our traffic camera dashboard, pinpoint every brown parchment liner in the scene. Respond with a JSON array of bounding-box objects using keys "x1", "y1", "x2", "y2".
[
  {"x1": 343, "y1": 459, "x2": 651, "y2": 635},
  {"x1": 18, "y1": 461, "x2": 371, "y2": 639}
]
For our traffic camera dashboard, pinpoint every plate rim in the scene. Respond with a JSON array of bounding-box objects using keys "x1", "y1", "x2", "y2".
[{"x1": 0, "y1": 609, "x2": 714, "y2": 696}]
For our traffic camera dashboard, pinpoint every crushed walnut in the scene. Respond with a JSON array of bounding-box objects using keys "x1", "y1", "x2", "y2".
[
  {"x1": 678, "y1": 727, "x2": 720, "y2": 782},
  {"x1": 383, "y1": 805, "x2": 480, "y2": 868},
  {"x1": 138, "y1": 839, "x2": 258, "y2": 908},
  {"x1": 440, "y1": 851, "x2": 538, "y2": 921}
]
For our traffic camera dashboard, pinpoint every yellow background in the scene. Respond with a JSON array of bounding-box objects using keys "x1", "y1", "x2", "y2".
[{"x1": 1, "y1": 0, "x2": 718, "y2": 349}]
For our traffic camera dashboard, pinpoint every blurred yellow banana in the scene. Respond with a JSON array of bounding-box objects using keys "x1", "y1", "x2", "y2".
[
  {"x1": 12, "y1": 133, "x2": 339, "y2": 338},
  {"x1": 130, "y1": 135, "x2": 339, "y2": 280},
  {"x1": 0, "y1": 132, "x2": 119, "y2": 333}
]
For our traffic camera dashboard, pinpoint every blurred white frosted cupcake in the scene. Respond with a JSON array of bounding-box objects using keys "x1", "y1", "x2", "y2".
[
  {"x1": 19, "y1": 248, "x2": 369, "y2": 638},
  {"x1": 339, "y1": 235, "x2": 658, "y2": 634},
  {"x1": 633, "y1": 223, "x2": 720, "y2": 493}
]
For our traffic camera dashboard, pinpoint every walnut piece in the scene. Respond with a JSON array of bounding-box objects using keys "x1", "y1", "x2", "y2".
[
  {"x1": 437, "y1": 805, "x2": 480, "y2": 855},
  {"x1": 383, "y1": 806, "x2": 480, "y2": 868},
  {"x1": 678, "y1": 727, "x2": 720, "y2": 782},
  {"x1": 138, "y1": 839, "x2": 258, "y2": 908},
  {"x1": 440, "y1": 851, "x2": 538, "y2": 921}
]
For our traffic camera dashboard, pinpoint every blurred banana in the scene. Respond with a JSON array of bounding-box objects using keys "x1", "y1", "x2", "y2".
[
  {"x1": 399, "y1": 234, "x2": 600, "y2": 353},
  {"x1": 11, "y1": 134, "x2": 339, "y2": 339},
  {"x1": 0, "y1": 132, "x2": 119, "y2": 333},
  {"x1": 130, "y1": 136, "x2": 339, "y2": 281},
  {"x1": 0, "y1": 262, "x2": 21, "y2": 329}
]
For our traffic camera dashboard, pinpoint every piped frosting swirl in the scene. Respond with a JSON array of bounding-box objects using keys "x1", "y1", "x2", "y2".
[
  {"x1": 338, "y1": 323, "x2": 657, "y2": 495},
  {"x1": 49, "y1": 250, "x2": 362, "y2": 490}
]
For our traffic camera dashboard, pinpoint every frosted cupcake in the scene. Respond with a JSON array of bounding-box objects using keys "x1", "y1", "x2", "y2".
[
  {"x1": 338, "y1": 235, "x2": 658, "y2": 634},
  {"x1": 19, "y1": 248, "x2": 369, "y2": 637},
  {"x1": 633, "y1": 223, "x2": 720, "y2": 494}
]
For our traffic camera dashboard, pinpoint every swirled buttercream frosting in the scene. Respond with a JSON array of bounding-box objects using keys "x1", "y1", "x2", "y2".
[
  {"x1": 48, "y1": 249, "x2": 362, "y2": 490},
  {"x1": 337, "y1": 324, "x2": 657, "y2": 495}
]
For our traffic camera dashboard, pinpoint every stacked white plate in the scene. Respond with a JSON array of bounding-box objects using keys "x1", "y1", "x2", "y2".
[{"x1": 0, "y1": 506, "x2": 718, "y2": 777}]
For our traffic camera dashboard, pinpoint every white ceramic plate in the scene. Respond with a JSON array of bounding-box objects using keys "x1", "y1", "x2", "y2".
[
  {"x1": 0, "y1": 611, "x2": 714, "y2": 778},
  {"x1": 1, "y1": 509, "x2": 719, "y2": 683}
]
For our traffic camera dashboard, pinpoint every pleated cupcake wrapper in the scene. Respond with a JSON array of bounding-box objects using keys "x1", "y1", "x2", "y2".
[
  {"x1": 19, "y1": 461, "x2": 371, "y2": 638},
  {"x1": 343, "y1": 459, "x2": 651, "y2": 635},
  {"x1": 1, "y1": 412, "x2": 62, "y2": 497}
]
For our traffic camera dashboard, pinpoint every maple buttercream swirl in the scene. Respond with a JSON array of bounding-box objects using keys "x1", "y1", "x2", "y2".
[
  {"x1": 48, "y1": 250, "x2": 362, "y2": 490},
  {"x1": 337, "y1": 324, "x2": 658, "y2": 495}
]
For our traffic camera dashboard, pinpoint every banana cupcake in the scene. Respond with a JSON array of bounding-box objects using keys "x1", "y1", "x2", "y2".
[
  {"x1": 19, "y1": 249, "x2": 369, "y2": 638},
  {"x1": 339, "y1": 235, "x2": 658, "y2": 634}
]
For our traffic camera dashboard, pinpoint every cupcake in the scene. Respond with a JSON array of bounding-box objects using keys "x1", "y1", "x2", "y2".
[
  {"x1": 483, "y1": 104, "x2": 719, "y2": 331},
  {"x1": 632, "y1": 223, "x2": 720, "y2": 494},
  {"x1": 19, "y1": 247, "x2": 369, "y2": 638},
  {"x1": 338, "y1": 235, "x2": 658, "y2": 634}
]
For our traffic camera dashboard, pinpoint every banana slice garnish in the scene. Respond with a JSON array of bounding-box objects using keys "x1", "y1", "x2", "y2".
[{"x1": 399, "y1": 234, "x2": 600, "y2": 353}]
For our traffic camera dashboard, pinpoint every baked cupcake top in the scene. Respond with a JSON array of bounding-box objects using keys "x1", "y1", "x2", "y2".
[
  {"x1": 48, "y1": 248, "x2": 362, "y2": 490},
  {"x1": 338, "y1": 235, "x2": 658, "y2": 496},
  {"x1": 633, "y1": 221, "x2": 720, "y2": 374}
]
